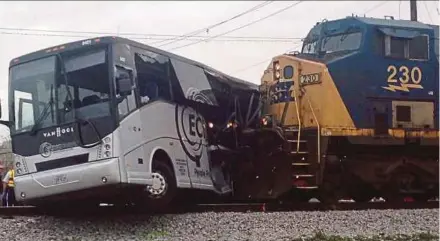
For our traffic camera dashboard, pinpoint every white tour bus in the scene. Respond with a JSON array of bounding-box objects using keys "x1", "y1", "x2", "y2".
[{"x1": 1, "y1": 36, "x2": 266, "y2": 209}]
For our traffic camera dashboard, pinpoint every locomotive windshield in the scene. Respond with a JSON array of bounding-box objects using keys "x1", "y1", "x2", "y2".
[
  {"x1": 320, "y1": 32, "x2": 362, "y2": 53},
  {"x1": 301, "y1": 32, "x2": 362, "y2": 55},
  {"x1": 9, "y1": 48, "x2": 111, "y2": 135},
  {"x1": 301, "y1": 40, "x2": 318, "y2": 54}
]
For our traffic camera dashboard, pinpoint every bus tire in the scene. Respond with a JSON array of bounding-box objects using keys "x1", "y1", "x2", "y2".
[{"x1": 143, "y1": 161, "x2": 177, "y2": 211}]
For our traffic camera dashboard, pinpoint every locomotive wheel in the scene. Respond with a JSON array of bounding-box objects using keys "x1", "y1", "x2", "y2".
[
  {"x1": 383, "y1": 168, "x2": 416, "y2": 203},
  {"x1": 290, "y1": 188, "x2": 316, "y2": 203},
  {"x1": 350, "y1": 191, "x2": 373, "y2": 203},
  {"x1": 141, "y1": 161, "x2": 177, "y2": 211},
  {"x1": 346, "y1": 174, "x2": 374, "y2": 203},
  {"x1": 318, "y1": 181, "x2": 341, "y2": 205},
  {"x1": 412, "y1": 193, "x2": 432, "y2": 202}
]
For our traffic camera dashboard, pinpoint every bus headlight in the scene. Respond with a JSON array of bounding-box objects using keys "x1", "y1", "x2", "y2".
[
  {"x1": 14, "y1": 155, "x2": 29, "y2": 176},
  {"x1": 99, "y1": 135, "x2": 112, "y2": 159}
]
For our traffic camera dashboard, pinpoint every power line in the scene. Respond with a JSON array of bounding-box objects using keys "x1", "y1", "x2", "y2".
[
  {"x1": 0, "y1": 26, "x2": 156, "y2": 36},
  {"x1": 168, "y1": 1, "x2": 304, "y2": 51},
  {"x1": 232, "y1": 0, "x2": 398, "y2": 78},
  {"x1": 232, "y1": 0, "x2": 388, "y2": 76},
  {"x1": 233, "y1": 57, "x2": 273, "y2": 74},
  {"x1": 0, "y1": 2, "x2": 274, "y2": 46},
  {"x1": 399, "y1": 0, "x2": 402, "y2": 19},
  {"x1": 0, "y1": 31, "x2": 303, "y2": 43},
  {"x1": 232, "y1": 40, "x2": 303, "y2": 74},
  {"x1": 154, "y1": 1, "x2": 274, "y2": 47},
  {"x1": 364, "y1": 1, "x2": 388, "y2": 14},
  {"x1": 0, "y1": 26, "x2": 302, "y2": 40},
  {"x1": 423, "y1": 1, "x2": 434, "y2": 24}
]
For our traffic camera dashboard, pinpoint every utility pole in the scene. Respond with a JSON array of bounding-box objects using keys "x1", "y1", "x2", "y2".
[{"x1": 410, "y1": 0, "x2": 418, "y2": 21}]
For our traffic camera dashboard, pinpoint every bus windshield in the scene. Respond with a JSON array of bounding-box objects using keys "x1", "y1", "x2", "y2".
[{"x1": 10, "y1": 48, "x2": 111, "y2": 134}]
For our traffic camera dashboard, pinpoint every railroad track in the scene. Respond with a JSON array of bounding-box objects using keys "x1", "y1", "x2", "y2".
[{"x1": 0, "y1": 200, "x2": 438, "y2": 217}]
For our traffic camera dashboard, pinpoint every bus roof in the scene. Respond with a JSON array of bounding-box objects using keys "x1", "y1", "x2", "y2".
[{"x1": 9, "y1": 36, "x2": 258, "y2": 91}]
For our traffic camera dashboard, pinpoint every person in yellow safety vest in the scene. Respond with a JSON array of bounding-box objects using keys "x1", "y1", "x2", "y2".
[{"x1": 2, "y1": 164, "x2": 16, "y2": 207}]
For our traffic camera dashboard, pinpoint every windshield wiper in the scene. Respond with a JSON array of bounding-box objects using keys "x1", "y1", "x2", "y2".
[
  {"x1": 30, "y1": 84, "x2": 54, "y2": 135},
  {"x1": 339, "y1": 26, "x2": 356, "y2": 43},
  {"x1": 30, "y1": 54, "x2": 71, "y2": 135},
  {"x1": 57, "y1": 54, "x2": 75, "y2": 113}
]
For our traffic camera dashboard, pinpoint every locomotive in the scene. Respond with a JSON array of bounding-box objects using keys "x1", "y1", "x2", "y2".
[{"x1": 255, "y1": 16, "x2": 439, "y2": 203}]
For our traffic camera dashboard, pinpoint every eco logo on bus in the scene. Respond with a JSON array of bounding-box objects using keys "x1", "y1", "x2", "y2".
[
  {"x1": 39, "y1": 142, "x2": 53, "y2": 158},
  {"x1": 38, "y1": 141, "x2": 77, "y2": 158},
  {"x1": 175, "y1": 105, "x2": 206, "y2": 168}
]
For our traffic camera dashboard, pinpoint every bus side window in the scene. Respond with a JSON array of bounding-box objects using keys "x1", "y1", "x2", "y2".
[
  {"x1": 115, "y1": 66, "x2": 136, "y2": 119},
  {"x1": 134, "y1": 52, "x2": 171, "y2": 106}
]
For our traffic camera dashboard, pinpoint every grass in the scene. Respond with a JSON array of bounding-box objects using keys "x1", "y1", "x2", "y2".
[{"x1": 291, "y1": 231, "x2": 439, "y2": 241}]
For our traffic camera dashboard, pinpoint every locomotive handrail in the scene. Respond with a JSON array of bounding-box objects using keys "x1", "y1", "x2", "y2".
[
  {"x1": 305, "y1": 95, "x2": 320, "y2": 164},
  {"x1": 292, "y1": 88, "x2": 301, "y2": 152}
]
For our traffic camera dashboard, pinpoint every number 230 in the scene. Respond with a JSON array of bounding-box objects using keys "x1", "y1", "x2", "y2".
[{"x1": 387, "y1": 65, "x2": 422, "y2": 84}]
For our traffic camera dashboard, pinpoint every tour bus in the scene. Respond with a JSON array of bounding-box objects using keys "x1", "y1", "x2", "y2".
[{"x1": 1, "y1": 36, "x2": 262, "y2": 208}]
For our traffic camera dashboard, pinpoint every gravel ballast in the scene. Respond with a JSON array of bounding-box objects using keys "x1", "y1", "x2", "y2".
[{"x1": 0, "y1": 209, "x2": 438, "y2": 241}]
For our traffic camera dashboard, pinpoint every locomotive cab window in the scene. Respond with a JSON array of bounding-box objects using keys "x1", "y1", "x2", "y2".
[
  {"x1": 409, "y1": 35, "x2": 428, "y2": 60},
  {"x1": 383, "y1": 33, "x2": 429, "y2": 60},
  {"x1": 389, "y1": 37, "x2": 406, "y2": 59}
]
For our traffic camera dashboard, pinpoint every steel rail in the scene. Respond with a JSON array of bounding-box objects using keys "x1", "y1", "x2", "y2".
[{"x1": 0, "y1": 201, "x2": 437, "y2": 218}]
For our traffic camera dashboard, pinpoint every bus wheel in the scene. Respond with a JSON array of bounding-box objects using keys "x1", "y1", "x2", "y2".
[{"x1": 143, "y1": 161, "x2": 177, "y2": 211}]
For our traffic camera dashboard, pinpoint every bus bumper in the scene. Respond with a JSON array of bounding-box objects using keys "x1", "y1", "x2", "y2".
[{"x1": 14, "y1": 158, "x2": 135, "y2": 203}]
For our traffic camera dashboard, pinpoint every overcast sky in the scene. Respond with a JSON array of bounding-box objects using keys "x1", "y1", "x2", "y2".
[{"x1": 0, "y1": 1, "x2": 438, "y2": 138}]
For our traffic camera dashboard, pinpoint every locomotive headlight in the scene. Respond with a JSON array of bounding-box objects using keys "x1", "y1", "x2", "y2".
[
  {"x1": 104, "y1": 144, "x2": 111, "y2": 150},
  {"x1": 16, "y1": 168, "x2": 23, "y2": 175},
  {"x1": 273, "y1": 61, "x2": 281, "y2": 81},
  {"x1": 104, "y1": 151, "x2": 111, "y2": 158},
  {"x1": 103, "y1": 137, "x2": 111, "y2": 143},
  {"x1": 261, "y1": 115, "x2": 274, "y2": 127}
]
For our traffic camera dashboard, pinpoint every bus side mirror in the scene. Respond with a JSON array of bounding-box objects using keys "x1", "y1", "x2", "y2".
[
  {"x1": 116, "y1": 76, "x2": 132, "y2": 97},
  {"x1": 0, "y1": 102, "x2": 11, "y2": 128}
]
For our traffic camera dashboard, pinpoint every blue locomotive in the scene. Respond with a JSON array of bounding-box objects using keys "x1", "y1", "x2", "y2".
[{"x1": 260, "y1": 16, "x2": 439, "y2": 202}]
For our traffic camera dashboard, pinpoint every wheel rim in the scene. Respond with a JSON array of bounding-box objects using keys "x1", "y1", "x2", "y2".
[{"x1": 145, "y1": 172, "x2": 167, "y2": 198}]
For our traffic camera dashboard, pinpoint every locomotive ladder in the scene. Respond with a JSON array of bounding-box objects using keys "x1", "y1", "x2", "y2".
[{"x1": 285, "y1": 88, "x2": 321, "y2": 189}]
